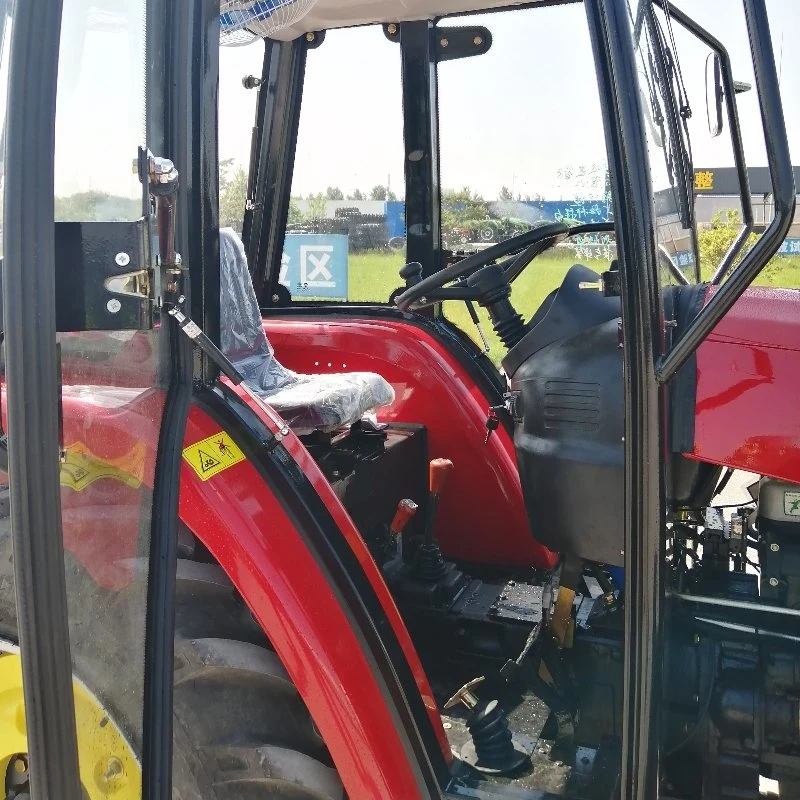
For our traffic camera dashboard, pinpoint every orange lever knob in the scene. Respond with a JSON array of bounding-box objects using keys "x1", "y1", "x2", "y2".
[
  {"x1": 429, "y1": 458, "x2": 454, "y2": 495},
  {"x1": 390, "y1": 498, "x2": 418, "y2": 535}
]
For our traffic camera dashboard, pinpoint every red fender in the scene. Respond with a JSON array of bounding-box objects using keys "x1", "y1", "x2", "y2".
[
  {"x1": 179, "y1": 396, "x2": 451, "y2": 798},
  {"x1": 263, "y1": 316, "x2": 558, "y2": 570}
]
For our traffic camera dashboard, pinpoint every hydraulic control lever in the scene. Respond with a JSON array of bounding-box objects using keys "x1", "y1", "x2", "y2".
[
  {"x1": 390, "y1": 498, "x2": 418, "y2": 561},
  {"x1": 412, "y1": 458, "x2": 454, "y2": 582}
]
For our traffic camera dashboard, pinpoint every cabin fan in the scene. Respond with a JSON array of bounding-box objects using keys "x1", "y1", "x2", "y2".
[{"x1": 220, "y1": 0, "x2": 318, "y2": 45}]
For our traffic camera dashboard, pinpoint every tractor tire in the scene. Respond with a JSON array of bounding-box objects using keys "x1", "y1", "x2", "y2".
[{"x1": 0, "y1": 486, "x2": 343, "y2": 800}]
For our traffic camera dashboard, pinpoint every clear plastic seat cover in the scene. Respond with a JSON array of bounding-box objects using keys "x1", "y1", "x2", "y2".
[{"x1": 219, "y1": 228, "x2": 395, "y2": 434}]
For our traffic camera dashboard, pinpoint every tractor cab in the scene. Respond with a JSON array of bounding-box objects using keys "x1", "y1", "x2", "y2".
[{"x1": 1, "y1": 1, "x2": 799, "y2": 799}]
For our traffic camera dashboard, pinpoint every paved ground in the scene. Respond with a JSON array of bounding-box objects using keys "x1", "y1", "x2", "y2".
[{"x1": 715, "y1": 469, "x2": 759, "y2": 507}]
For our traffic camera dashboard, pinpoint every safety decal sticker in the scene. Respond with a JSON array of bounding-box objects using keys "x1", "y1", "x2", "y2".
[
  {"x1": 60, "y1": 440, "x2": 146, "y2": 492},
  {"x1": 182, "y1": 432, "x2": 246, "y2": 481},
  {"x1": 785, "y1": 491, "x2": 800, "y2": 517}
]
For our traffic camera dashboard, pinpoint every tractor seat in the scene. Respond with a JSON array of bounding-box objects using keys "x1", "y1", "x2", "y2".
[{"x1": 219, "y1": 228, "x2": 394, "y2": 435}]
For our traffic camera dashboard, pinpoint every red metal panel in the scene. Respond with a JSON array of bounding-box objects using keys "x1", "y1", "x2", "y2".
[
  {"x1": 262, "y1": 317, "x2": 558, "y2": 570},
  {"x1": 2, "y1": 375, "x2": 451, "y2": 791},
  {"x1": 179, "y1": 401, "x2": 451, "y2": 798},
  {"x1": 690, "y1": 285, "x2": 800, "y2": 483}
]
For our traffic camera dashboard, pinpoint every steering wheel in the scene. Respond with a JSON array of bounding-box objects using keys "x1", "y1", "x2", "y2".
[{"x1": 395, "y1": 222, "x2": 614, "y2": 311}]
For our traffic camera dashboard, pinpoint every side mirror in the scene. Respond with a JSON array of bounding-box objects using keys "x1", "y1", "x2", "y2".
[{"x1": 705, "y1": 52, "x2": 724, "y2": 138}]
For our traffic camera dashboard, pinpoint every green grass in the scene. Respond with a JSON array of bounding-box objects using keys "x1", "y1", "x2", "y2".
[
  {"x1": 344, "y1": 250, "x2": 800, "y2": 366},
  {"x1": 348, "y1": 251, "x2": 407, "y2": 302}
]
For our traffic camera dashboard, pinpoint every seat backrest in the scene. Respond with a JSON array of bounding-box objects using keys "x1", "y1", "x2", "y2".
[{"x1": 219, "y1": 228, "x2": 297, "y2": 393}]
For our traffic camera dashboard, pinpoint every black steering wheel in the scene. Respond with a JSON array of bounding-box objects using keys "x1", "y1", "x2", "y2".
[{"x1": 395, "y1": 222, "x2": 614, "y2": 311}]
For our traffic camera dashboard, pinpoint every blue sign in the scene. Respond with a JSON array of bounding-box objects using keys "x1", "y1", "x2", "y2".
[
  {"x1": 280, "y1": 234, "x2": 349, "y2": 299},
  {"x1": 778, "y1": 238, "x2": 800, "y2": 256},
  {"x1": 671, "y1": 250, "x2": 696, "y2": 268},
  {"x1": 385, "y1": 201, "x2": 406, "y2": 239},
  {"x1": 524, "y1": 200, "x2": 612, "y2": 224}
]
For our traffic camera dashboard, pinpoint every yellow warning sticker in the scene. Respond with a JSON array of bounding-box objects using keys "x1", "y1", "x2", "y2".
[
  {"x1": 182, "y1": 432, "x2": 246, "y2": 481},
  {"x1": 60, "y1": 440, "x2": 146, "y2": 492}
]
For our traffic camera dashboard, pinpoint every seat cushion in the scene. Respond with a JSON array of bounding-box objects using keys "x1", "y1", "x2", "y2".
[
  {"x1": 219, "y1": 228, "x2": 394, "y2": 434},
  {"x1": 264, "y1": 371, "x2": 395, "y2": 435}
]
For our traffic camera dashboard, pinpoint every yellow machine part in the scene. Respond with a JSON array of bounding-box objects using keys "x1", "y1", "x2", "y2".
[{"x1": 0, "y1": 650, "x2": 141, "y2": 798}]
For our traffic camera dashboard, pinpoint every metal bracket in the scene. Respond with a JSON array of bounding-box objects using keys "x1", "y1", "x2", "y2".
[
  {"x1": 54, "y1": 218, "x2": 154, "y2": 332},
  {"x1": 435, "y1": 26, "x2": 492, "y2": 61}
]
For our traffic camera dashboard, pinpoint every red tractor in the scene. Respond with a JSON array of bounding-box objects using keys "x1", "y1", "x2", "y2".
[{"x1": 0, "y1": 1, "x2": 798, "y2": 799}]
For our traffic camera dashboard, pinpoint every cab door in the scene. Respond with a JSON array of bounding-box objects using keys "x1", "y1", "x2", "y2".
[{"x1": 0, "y1": 0, "x2": 189, "y2": 797}]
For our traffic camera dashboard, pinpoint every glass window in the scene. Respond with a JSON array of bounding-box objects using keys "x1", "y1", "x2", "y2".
[
  {"x1": 219, "y1": 39, "x2": 266, "y2": 232},
  {"x1": 437, "y1": 4, "x2": 611, "y2": 364},
  {"x1": 54, "y1": 0, "x2": 146, "y2": 221},
  {"x1": 5, "y1": 2, "x2": 165, "y2": 797},
  {"x1": 281, "y1": 25, "x2": 405, "y2": 302},
  {"x1": 634, "y1": 0, "x2": 800, "y2": 292}
]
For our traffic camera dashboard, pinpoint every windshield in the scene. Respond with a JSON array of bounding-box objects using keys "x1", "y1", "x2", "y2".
[{"x1": 437, "y1": 3, "x2": 613, "y2": 363}]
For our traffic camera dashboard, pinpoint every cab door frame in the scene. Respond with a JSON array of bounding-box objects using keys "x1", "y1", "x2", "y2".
[{"x1": 3, "y1": 0, "x2": 83, "y2": 793}]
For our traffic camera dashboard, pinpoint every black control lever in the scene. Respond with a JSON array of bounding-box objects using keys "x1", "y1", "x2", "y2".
[{"x1": 399, "y1": 261, "x2": 423, "y2": 287}]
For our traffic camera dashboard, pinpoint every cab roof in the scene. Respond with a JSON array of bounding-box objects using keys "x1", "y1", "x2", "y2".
[{"x1": 269, "y1": 0, "x2": 542, "y2": 41}]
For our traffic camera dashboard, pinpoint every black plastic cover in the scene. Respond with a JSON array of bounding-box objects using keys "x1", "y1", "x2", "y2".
[
  {"x1": 502, "y1": 264, "x2": 621, "y2": 379},
  {"x1": 506, "y1": 264, "x2": 624, "y2": 567},
  {"x1": 510, "y1": 317, "x2": 625, "y2": 566}
]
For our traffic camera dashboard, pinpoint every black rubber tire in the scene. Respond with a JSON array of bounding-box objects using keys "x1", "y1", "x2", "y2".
[{"x1": 0, "y1": 487, "x2": 343, "y2": 799}]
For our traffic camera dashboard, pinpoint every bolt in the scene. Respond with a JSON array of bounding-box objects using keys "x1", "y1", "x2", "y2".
[
  {"x1": 102, "y1": 757, "x2": 123, "y2": 784},
  {"x1": 473, "y1": 35, "x2": 483, "y2": 46},
  {"x1": 177, "y1": 294, "x2": 186, "y2": 304},
  {"x1": 693, "y1": 633, "x2": 701, "y2": 645},
  {"x1": 442, "y1": 721, "x2": 452, "y2": 729},
  {"x1": 769, "y1": 577, "x2": 779, "y2": 588},
  {"x1": 272, "y1": 294, "x2": 280, "y2": 303},
  {"x1": 770, "y1": 543, "x2": 780, "y2": 552},
  {"x1": 305, "y1": 32, "x2": 315, "y2": 42},
  {"x1": 440, "y1": 37, "x2": 449, "y2": 48},
  {"x1": 107, "y1": 299, "x2": 122, "y2": 314},
  {"x1": 115, "y1": 252, "x2": 130, "y2": 267},
  {"x1": 387, "y1": 23, "x2": 397, "y2": 34}
]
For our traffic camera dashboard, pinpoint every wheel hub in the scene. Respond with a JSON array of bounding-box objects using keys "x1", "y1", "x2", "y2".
[{"x1": 0, "y1": 647, "x2": 141, "y2": 798}]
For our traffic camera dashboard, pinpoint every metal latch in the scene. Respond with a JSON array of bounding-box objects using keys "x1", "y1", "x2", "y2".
[{"x1": 104, "y1": 269, "x2": 152, "y2": 300}]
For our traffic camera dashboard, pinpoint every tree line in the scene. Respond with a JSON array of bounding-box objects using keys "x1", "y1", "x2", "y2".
[{"x1": 53, "y1": 162, "x2": 548, "y2": 232}]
